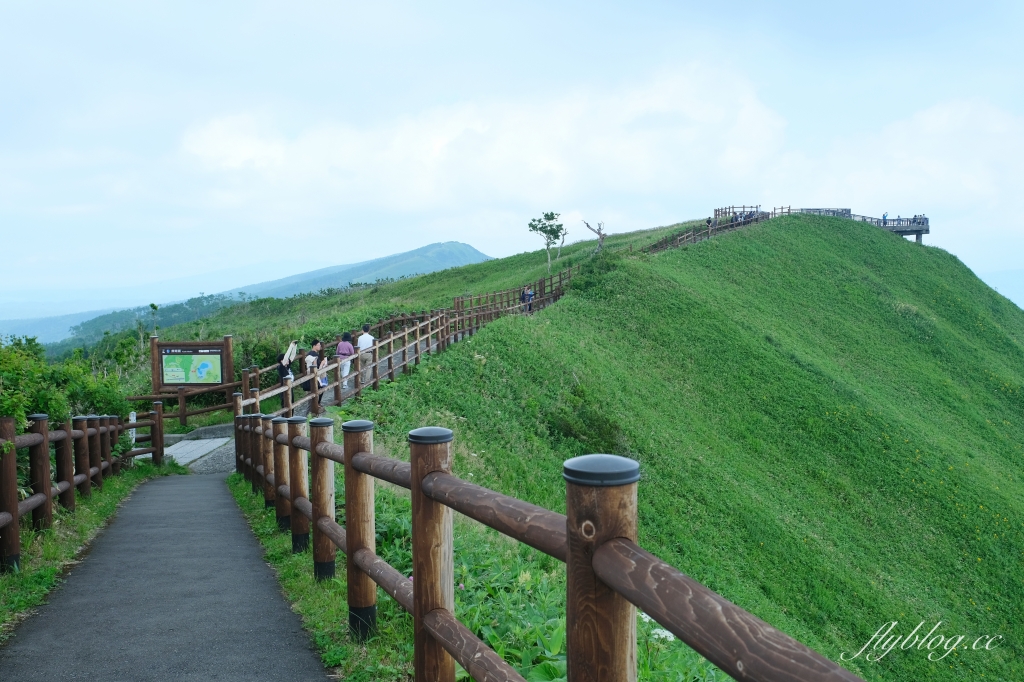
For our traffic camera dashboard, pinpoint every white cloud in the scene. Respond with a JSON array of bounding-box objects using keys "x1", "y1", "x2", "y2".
[{"x1": 178, "y1": 66, "x2": 787, "y2": 219}]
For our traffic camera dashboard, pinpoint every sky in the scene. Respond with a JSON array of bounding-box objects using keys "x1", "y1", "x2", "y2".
[{"x1": 2, "y1": 0, "x2": 1023, "y2": 318}]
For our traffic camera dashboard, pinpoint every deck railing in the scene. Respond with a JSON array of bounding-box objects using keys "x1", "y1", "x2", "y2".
[
  {"x1": 0, "y1": 411, "x2": 164, "y2": 572},
  {"x1": 235, "y1": 416, "x2": 865, "y2": 682}
]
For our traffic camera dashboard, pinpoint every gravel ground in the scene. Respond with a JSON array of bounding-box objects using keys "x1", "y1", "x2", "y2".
[{"x1": 186, "y1": 440, "x2": 236, "y2": 474}]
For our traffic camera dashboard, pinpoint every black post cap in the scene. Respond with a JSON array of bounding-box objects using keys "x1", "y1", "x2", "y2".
[
  {"x1": 27, "y1": 414, "x2": 48, "y2": 421},
  {"x1": 287, "y1": 416, "x2": 308, "y2": 424},
  {"x1": 87, "y1": 415, "x2": 100, "y2": 420},
  {"x1": 73, "y1": 416, "x2": 89, "y2": 422},
  {"x1": 250, "y1": 413, "x2": 264, "y2": 419},
  {"x1": 408, "y1": 426, "x2": 453, "y2": 444},
  {"x1": 342, "y1": 420, "x2": 374, "y2": 433},
  {"x1": 271, "y1": 416, "x2": 289, "y2": 424},
  {"x1": 310, "y1": 418, "x2": 333, "y2": 427},
  {"x1": 233, "y1": 392, "x2": 243, "y2": 397},
  {"x1": 563, "y1": 454, "x2": 640, "y2": 487}
]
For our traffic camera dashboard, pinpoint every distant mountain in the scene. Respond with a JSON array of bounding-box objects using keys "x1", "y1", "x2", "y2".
[
  {"x1": 978, "y1": 269, "x2": 1024, "y2": 310},
  {"x1": 0, "y1": 309, "x2": 118, "y2": 344},
  {"x1": 5, "y1": 242, "x2": 491, "y2": 349},
  {"x1": 224, "y1": 242, "x2": 491, "y2": 300}
]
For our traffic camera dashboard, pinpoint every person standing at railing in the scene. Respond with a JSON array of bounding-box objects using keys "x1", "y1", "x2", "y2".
[
  {"x1": 519, "y1": 287, "x2": 527, "y2": 312},
  {"x1": 277, "y1": 341, "x2": 297, "y2": 384},
  {"x1": 336, "y1": 332, "x2": 355, "y2": 390},
  {"x1": 526, "y1": 286, "x2": 535, "y2": 312},
  {"x1": 357, "y1": 324, "x2": 375, "y2": 385}
]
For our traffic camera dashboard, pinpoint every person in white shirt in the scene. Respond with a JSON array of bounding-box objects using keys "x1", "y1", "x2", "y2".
[{"x1": 357, "y1": 324, "x2": 375, "y2": 386}]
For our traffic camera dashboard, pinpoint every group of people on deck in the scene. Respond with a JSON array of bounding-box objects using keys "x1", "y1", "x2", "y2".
[{"x1": 274, "y1": 324, "x2": 377, "y2": 413}]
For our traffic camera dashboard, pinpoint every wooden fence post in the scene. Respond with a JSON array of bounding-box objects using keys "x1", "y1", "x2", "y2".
[
  {"x1": 56, "y1": 418, "x2": 75, "y2": 511},
  {"x1": 241, "y1": 368, "x2": 250, "y2": 411},
  {"x1": 372, "y1": 342, "x2": 380, "y2": 391},
  {"x1": 88, "y1": 415, "x2": 103, "y2": 490},
  {"x1": 261, "y1": 415, "x2": 275, "y2": 509},
  {"x1": 241, "y1": 415, "x2": 253, "y2": 483},
  {"x1": 353, "y1": 355, "x2": 362, "y2": 400},
  {"x1": 272, "y1": 417, "x2": 290, "y2": 532},
  {"x1": 250, "y1": 413, "x2": 263, "y2": 495},
  {"x1": 28, "y1": 414, "x2": 53, "y2": 530},
  {"x1": 152, "y1": 402, "x2": 164, "y2": 467},
  {"x1": 99, "y1": 416, "x2": 112, "y2": 478},
  {"x1": 110, "y1": 416, "x2": 121, "y2": 476},
  {"x1": 333, "y1": 360, "x2": 343, "y2": 405},
  {"x1": 284, "y1": 379, "x2": 294, "y2": 417},
  {"x1": 343, "y1": 419, "x2": 376, "y2": 640},
  {"x1": 177, "y1": 387, "x2": 187, "y2": 426},
  {"x1": 288, "y1": 416, "x2": 310, "y2": 553},
  {"x1": 409, "y1": 426, "x2": 455, "y2": 682},
  {"x1": 150, "y1": 335, "x2": 161, "y2": 395},
  {"x1": 564, "y1": 454, "x2": 640, "y2": 682},
  {"x1": 234, "y1": 414, "x2": 244, "y2": 475},
  {"x1": 310, "y1": 417, "x2": 335, "y2": 581},
  {"x1": 0, "y1": 417, "x2": 19, "y2": 572},
  {"x1": 73, "y1": 416, "x2": 91, "y2": 497}
]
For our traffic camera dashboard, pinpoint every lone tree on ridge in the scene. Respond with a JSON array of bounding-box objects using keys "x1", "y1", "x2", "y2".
[
  {"x1": 583, "y1": 220, "x2": 606, "y2": 252},
  {"x1": 528, "y1": 212, "x2": 566, "y2": 274}
]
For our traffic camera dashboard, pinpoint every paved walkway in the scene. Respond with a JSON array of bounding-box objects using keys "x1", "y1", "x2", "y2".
[
  {"x1": 165, "y1": 437, "x2": 232, "y2": 466},
  {"x1": 0, "y1": 474, "x2": 329, "y2": 681}
]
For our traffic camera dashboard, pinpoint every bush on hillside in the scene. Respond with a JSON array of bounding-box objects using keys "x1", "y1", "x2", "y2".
[{"x1": 0, "y1": 336, "x2": 128, "y2": 432}]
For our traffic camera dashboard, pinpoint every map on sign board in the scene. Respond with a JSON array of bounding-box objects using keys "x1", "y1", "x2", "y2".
[{"x1": 162, "y1": 351, "x2": 223, "y2": 384}]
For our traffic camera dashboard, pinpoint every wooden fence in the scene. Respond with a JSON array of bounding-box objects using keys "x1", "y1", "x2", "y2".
[
  {"x1": 128, "y1": 266, "x2": 581, "y2": 425},
  {"x1": 0, "y1": 411, "x2": 164, "y2": 572},
  {"x1": 235, "y1": 416, "x2": 864, "y2": 682},
  {"x1": 226, "y1": 264, "x2": 583, "y2": 421},
  {"x1": 643, "y1": 207, "x2": 791, "y2": 256}
]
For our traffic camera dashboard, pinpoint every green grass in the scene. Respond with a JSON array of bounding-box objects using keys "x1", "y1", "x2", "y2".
[
  {"x1": 0, "y1": 459, "x2": 187, "y2": 641},
  {"x1": 317, "y1": 214, "x2": 1022, "y2": 681}
]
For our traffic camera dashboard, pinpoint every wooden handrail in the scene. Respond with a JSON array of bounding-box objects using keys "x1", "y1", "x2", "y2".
[
  {"x1": 1, "y1": 411, "x2": 164, "y2": 570},
  {"x1": 236, "y1": 417, "x2": 864, "y2": 682},
  {"x1": 593, "y1": 538, "x2": 863, "y2": 682}
]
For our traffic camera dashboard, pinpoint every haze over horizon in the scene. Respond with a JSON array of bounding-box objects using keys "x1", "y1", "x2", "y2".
[{"x1": 2, "y1": 1, "x2": 1023, "y2": 319}]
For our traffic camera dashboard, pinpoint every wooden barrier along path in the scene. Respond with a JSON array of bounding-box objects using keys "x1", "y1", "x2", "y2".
[
  {"x1": 237, "y1": 416, "x2": 866, "y2": 682},
  {"x1": 129, "y1": 265, "x2": 582, "y2": 425},
  {"x1": 0, "y1": 411, "x2": 164, "y2": 572}
]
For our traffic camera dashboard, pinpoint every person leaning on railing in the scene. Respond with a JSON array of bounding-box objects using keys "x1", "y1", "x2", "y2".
[{"x1": 277, "y1": 340, "x2": 297, "y2": 400}]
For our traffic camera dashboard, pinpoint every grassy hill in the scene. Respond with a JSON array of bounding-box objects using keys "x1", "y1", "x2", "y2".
[
  {"x1": 319, "y1": 214, "x2": 1022, "y2": 681},
  {"x1": 106, "y1": 225, "x2": 687, "y2": 400}
]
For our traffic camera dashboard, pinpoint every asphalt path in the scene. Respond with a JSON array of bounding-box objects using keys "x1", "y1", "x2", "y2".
[{"x1": 0, "y1": 474, "x2": 330, "y2": 681}]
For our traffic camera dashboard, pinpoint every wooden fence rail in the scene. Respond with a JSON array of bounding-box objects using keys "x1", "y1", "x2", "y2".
[
  {"x1": 225, "y1": 264, "x2": 583, "y2": 421},
  {"x1": 0, "y1": 409, "x2": 164, "y2": 572},
  {"x1": 236, "y1": 416, "x2": 865, "y2": 682},
  {"x1": 129, "y1": 265, "x2": 582, "y2": 425}
]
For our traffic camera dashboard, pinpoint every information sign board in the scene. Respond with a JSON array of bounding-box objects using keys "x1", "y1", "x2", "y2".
[{"x1": 160, "y1": 345, "x2": 224, "y2": 385}]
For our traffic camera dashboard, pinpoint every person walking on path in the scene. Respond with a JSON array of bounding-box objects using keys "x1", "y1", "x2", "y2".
[
  {"x1": 357, "y1": 324, "x2": 375, "y2": 385},
  {"x1": 304, "y1": 340, "x2": 327, "y2": 412},
  {"x1": 519, "y1": 287, "x2": 527, "y2": 312},
  {"x1": 526, "y1": 286, "x2": 535, "y2": 313},
  {"x1": 336, "y1": 332, "x2": 355, "y2": 391}
]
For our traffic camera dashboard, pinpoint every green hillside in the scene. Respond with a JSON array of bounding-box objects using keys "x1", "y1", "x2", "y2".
[
  {"x1": 325, "y1": 214, "x2": 1022, "y2": 681},
  {"x1": 105, "y1": 224, "x2": 688, "y2": 400}
]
